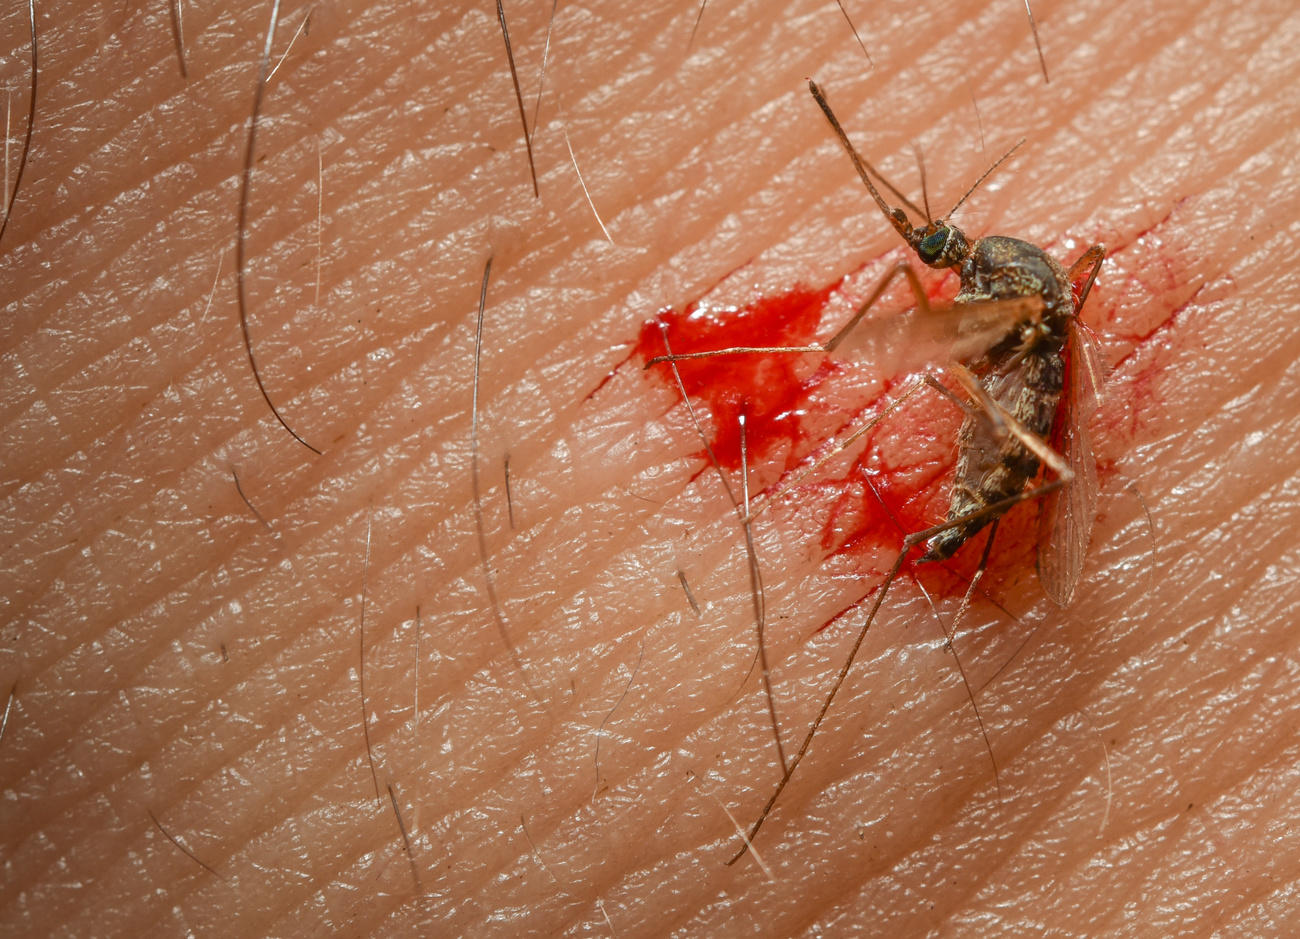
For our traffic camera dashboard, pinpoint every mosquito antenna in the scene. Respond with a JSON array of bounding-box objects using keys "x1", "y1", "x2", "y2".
[
  {"x1": 867, "y1": 165, "x2": 922, "y2": 222},
  {"x1": 911, "y1": 142, "x2": 932, "y2": 224},
  {"x1": 808, "y1": 80, "x2": 925, "y2": 229},
  {"x1": 945, "y1": 138, "x2": 1025, "y2": 219}
]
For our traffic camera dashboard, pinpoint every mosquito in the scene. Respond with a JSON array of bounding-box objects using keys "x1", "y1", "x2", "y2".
[{"x1": 648, "y1": 79, "x2": 1107, "y2": 863}]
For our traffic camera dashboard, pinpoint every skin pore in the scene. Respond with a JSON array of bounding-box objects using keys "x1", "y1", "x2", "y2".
[{"x1": 4, "y1": 0, "x2": 1300, "y2": 933}]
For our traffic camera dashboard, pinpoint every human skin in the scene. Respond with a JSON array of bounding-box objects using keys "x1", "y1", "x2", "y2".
[{"x1": 3, "y1": 0, "x2": 1299, "y2": 934}]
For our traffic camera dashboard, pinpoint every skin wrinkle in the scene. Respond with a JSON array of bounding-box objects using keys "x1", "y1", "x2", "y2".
[{"x1": 2, "y1": 0, "x2": 1298, "y2": 935}]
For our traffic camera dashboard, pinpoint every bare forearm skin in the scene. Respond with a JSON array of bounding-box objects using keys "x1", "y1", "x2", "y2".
[{"x1": 3, "y1": 0, "x2": 1298, "y2": 934}]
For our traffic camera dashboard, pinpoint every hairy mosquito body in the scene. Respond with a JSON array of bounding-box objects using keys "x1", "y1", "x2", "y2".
[{"x1": 919, "y1": 235, "x2": 1074, "y2": 562}]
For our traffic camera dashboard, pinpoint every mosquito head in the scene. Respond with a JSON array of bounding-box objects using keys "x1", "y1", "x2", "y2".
[{"x1": 910, "y1": 220, "x2": 970, "y2": 269}]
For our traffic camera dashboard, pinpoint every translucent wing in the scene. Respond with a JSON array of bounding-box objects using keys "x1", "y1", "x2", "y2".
[
  {"x1": 1037, "y1": 317, "x2": 1107, "y2": 606},
  {"x1": 832, "y1": 295, "x2": 1043, "y2": 376}
]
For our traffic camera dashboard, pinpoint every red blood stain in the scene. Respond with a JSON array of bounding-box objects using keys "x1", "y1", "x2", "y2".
[
  {"x1": 635, "y1": 281, "x2": 841, "y2": 474},
  {"x1": 636, "y1": 276, "x2": 1067, "y2": 602},
  {"x1": 806, "y1": 383, "x2": 1043, "y2": 601},
  {"x1": 624, "y1": 225, "x2": 1184, "y2": 639}
]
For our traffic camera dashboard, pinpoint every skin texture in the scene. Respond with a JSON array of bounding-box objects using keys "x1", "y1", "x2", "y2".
[{"x1": 3, "y1": 0, "x2": 1299, "y2": 934}]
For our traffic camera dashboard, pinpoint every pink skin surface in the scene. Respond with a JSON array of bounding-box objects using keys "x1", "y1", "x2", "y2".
[{"x1": 3, "y1": 0, "x2": 1299, "y2": 933}]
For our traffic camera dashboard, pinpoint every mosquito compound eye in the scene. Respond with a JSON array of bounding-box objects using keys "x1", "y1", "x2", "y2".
[
  {"x1": 918, "y1": 225, "x2": 969, "y2": 268},
  {"x1": 917, "y1": 227, "x2": 951, "y2": 266}
]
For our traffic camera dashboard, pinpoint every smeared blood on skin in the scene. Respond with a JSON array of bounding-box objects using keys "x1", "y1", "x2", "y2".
[
  {"x1": 623, "y1": 226, "x2": 1182, "y2": 657},
  {"x1": 635, "y1": 275, "x2": 1055, "y2": 608},
  {"x1": 634, "y1": 281, "x2": 840, "y2": 473}
]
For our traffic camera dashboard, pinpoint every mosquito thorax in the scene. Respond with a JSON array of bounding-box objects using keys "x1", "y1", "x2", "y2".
[{"x1": 912, "y1": 222, "x2": 970, "y2": 269}]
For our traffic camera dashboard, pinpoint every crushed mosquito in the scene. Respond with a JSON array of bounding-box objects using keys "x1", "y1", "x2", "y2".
[
  {"x1": 650, "y1": 79, "x2": 1108, "y2": 864},
  {"x1": 740, "y1": 80, "x2": 1105, "y2": 862}
]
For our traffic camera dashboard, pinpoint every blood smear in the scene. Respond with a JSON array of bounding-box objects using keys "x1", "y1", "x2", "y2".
[
  {"x1": 635, "y1": 281, "x2": 840, "y2": 473},
  {"x1": 636, "y1": 277, "x2": 1047, "y2": 599}
]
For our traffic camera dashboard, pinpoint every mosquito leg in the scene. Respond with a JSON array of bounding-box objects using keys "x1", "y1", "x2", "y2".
[
  {"x1": 921, "y1": 373, "x2": 985, "y2": 421},
  {"x1": 1068, "y1": 244, "x2": 1105, "y2": 309},
  {"x1": 643, "y1": 341, "x2": 823, "y2": 368},
  {"x1": 908, "y1": 517, "x2": 1005, "y2": 800},
  {"x1": 727, "y1": 541, "x2": 912, "y2": 866},
  {"x1": 741, "y1": 374, "x2": 1037, "y2": 802},
  {"x1": 752, "y1": 340, "x2": 1068, "y2": 525},
  {"x1": 647, "y1": 268, "x2": 1042, "y2": 373},
  {"x1": 645, "y1": 259, "x2": 929, "y2": 369},
  {"x1": 948, "y1": 520, "x2": 1000, "y2": 653},
  {"x1": 729, "y1": 476, "x2": 1071, "y2": 864},
  {"x1": 824, "y1": 261, "x2": 930, "y2": 352},
  {"x1": 934, "y1": 519, "x2": 1003, "y2": 797},
  {"x1": 946, "y1": 362, "x2": 1072, "y2": 480},
  {"x1": 929, "y1": 365, "x2": 1014, "y2": 438}
]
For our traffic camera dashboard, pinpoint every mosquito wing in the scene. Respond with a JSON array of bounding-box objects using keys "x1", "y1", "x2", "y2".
[
  {"x1": 1037, "y1": 317, "x2": 1107, "y2": 606},
  {"x1": 832, "y1": 296, "x2": 1043, "y2": 377}
]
